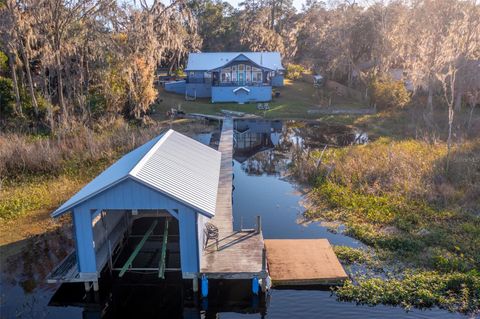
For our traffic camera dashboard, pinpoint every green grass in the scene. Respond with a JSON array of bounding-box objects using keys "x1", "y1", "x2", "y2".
[
  {"x1": 0, "y1": 160, "x2": 109, "y2": 220},
  {"x1": 153, "y1": 79, "x2": 366, "y2": 120}
]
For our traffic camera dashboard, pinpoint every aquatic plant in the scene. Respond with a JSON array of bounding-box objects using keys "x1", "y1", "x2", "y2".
[
  {"x1": 332, "y1": 246, "x2": 371, "y2": 265},
  {"x1": 335, "y1": 270, "x2": 480, "y2": 314}
]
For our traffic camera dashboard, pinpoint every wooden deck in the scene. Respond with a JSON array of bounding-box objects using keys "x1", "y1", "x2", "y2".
[
  {"x1": 201, "y1": 117, "x2": 265, "y2": 279},
  {"x1": 265, "y1": 239, "x2": 348, "y2": 285}
]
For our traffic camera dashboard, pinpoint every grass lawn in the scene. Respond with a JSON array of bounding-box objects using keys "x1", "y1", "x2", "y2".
[{"x1": 153, "y1": 79, "x2": 367, "y2": 120}]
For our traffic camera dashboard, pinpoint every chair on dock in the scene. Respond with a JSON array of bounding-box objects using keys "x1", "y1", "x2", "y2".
[{"x1": 204, "y1": 222, "x2": 219, "y2": 250}]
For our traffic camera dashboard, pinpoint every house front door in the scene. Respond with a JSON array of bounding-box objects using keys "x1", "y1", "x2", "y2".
[{"x1": 238, "y1": 72, "x2": 244, "y2": 85}]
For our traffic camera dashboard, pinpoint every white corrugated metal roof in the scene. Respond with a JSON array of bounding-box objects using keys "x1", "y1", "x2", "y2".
[
  {"x1": 51, "y1": 130, "x2": 221, "y2": 218},
  {"x1": 185, "y1": 52, "x2": 284, "y2": 71}
]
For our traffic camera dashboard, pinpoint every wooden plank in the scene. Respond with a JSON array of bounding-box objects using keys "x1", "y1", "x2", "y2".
[
  {"x1": 158, "y1": 219, "x2": 169, "y2": 278},
  {"x1": 200, "y1": 118, "x2": 265, "y2": 278},
  {"x1": 119, "y1": 220, "x2": 158, "y2": 277},
  {"x1": 209, "y1": 117, "x2": 234, "y2": 235},
  {"x1": 265, "y1": 239, "x2": 348, "y2": 286}
]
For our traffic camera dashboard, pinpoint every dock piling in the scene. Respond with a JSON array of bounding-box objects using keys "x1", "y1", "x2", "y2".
[
  {"x1": 201, "y1": 275, "x2": 208, "y2": 298},
  {"x1": 262, "y1": 247, "x2": 266, "y2": 271},
  {"x1": 252, "y1": 276, "x2": 259, "y2": 295},
  {"x1": 192, "y1": 277, "x2": 198, "y2": 293}
]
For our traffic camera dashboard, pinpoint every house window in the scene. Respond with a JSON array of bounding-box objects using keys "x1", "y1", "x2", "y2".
[
  {"x1": 246, "y1": 71, "x2": 251, "y2": 82},
  {"x1": 252, "y1": 67, "x2": 260, "y2": 72},
  {"x1": 232, "y1": 66, "x2": 237, "y2": 72},
  {"x1": 189, "y1": 72, "x2": 195, "y2": 78},
  {"x1": 221, "y1": 71, "x2": 231, "y2": 82},
  {"x1": 253, "y1": 71, "x2": 262, "y2": 82},
  {"x1": 246, "y1": 65, "x2": 251, "y2": 72},
  {"x1": 221, "y1": 67, "x2": 233, "y2": 83},
  {"x1": 238, "y1": 64, "x2": 245, "y2": 71}
]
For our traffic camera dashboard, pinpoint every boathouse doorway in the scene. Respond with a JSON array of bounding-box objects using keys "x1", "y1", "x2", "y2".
[{"x1": 91, "y1": 210, "x2": 181, "y2": 279}]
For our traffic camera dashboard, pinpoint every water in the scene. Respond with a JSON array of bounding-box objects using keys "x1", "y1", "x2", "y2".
[
  {"x1": 229, "y1": 120, "x2": 467, "y2": 319},
  {"x1": 0, "y1": 120, "x2": 472, "y2": 318}
]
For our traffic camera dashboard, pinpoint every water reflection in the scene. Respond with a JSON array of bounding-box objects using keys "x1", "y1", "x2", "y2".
[{"x1": 233, "y1": 120, "x2": 368, "y2": 177}]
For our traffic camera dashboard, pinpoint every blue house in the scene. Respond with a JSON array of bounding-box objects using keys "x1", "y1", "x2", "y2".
[
  {"x1": 165, "y1": 52, "x2": 285, "y2": 103},
  {"x1": 47, "y1": 130, "x2": 221, "y2": 292}
]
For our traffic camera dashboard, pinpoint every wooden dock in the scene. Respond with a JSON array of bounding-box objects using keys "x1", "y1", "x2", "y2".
[
  {"x1": 265, "y1": 239, "x2": 348, "y2": 286},
  {"x1": 200, "y1": 118, "x2": 346, "y2": 285},
  {"x1": 201, "y1": 117, "x2": 265, "y2": 279}
]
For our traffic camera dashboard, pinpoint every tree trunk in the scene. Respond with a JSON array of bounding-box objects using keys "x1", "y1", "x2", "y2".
[
  {"x1": 446, "y1": 105, "x2": 454, "y2": 172},
  {"x1": 427, "y1": 82, "x2": 434, "y2": 113},
  {"x1": 454, "y1": 89, "x2": 462, "y2": 111},
  {"x1": 55, "y1": 51, "x2": 67, "y2": 121},
  {"x1": 43, "y1": 66, "x2": 55, "y2": 132},
  {"x1": 467, "y1": 100, "x2": 476, "y2": 132},
  {"x1": 19, "y1": 40, "x2": 39, "y2": 116},
  {"x1": 270, "y1": 0, "x2": 275, "y2": 30},
  {"x1": 7, "y1": 51, "x2": 22, "y2": 115},
  {"x1": 85, "y1": 56, "x2": 91, "y2": 116}
]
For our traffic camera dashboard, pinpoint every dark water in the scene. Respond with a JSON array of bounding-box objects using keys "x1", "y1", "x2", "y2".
[{"x1": 0, "y1": 120, "x2": 472, "y2": 318}]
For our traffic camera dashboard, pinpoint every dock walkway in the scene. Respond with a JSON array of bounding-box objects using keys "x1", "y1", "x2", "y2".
[{"x1": 201, "y1": 118, "x2": 265, "y2": 278}]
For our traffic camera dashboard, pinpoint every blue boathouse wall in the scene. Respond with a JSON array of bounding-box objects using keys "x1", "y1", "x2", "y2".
[
  {"x1": 211, "y1": 86, "x2": 272, "y2": 103},
  {"x1": 72, "y1": 178, "x2": 201, "y2": 278}
]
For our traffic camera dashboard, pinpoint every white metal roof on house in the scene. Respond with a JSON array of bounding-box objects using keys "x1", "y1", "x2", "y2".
[
  {"x1": 51, "y1": 130, "x2": 221, "y2": 218},
  {"x1": 185, "y1": 52, "x2": 284, "y2": 71}
]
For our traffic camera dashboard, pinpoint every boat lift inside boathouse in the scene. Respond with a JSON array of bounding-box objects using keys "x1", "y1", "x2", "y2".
[{"x1": 47, "y1": 117, "x2": 347, "y2": 303}]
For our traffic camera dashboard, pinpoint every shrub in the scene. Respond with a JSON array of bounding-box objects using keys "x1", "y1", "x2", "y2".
[
  {"x1": 285, "y1": 63, "x2": 306, "y2": 80},
  {"x1": 370, "y1": 77, "x2": 410, "y2": 110},
  {"x1": 0, "y1": 51, "x2": 8, "y2": 73},
  {"x1": 174, "y1": 68, "x2": 186, "y2": 77}
]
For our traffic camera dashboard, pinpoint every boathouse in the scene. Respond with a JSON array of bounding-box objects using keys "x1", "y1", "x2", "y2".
[
  {"x1": 48, "y1": 129, "x2": 221, "y2": 290},
  {"x1": 165, "y1": 52, "x2": 285, "y2": 103}
]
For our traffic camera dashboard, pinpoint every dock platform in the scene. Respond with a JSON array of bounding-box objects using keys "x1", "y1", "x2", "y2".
[
  {"x1": 201, "y1": 117, "x2": 265, "y2": 279},
  {"x1": 265, "y1": 239, "x2": 348, "y2": 286}
]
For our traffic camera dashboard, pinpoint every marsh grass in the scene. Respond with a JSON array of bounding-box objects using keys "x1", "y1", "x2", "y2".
[
  {"x1": 0, "y1": 118, "x2": 214, "y2": 221},
  {"x1": 293, "y1": 136, "x2": 480, "y2": 313}
]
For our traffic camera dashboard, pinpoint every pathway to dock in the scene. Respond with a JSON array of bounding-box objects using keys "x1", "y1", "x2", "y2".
[{"x1": 201, "y1": 117, "x2": 265, "y2": 278}]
